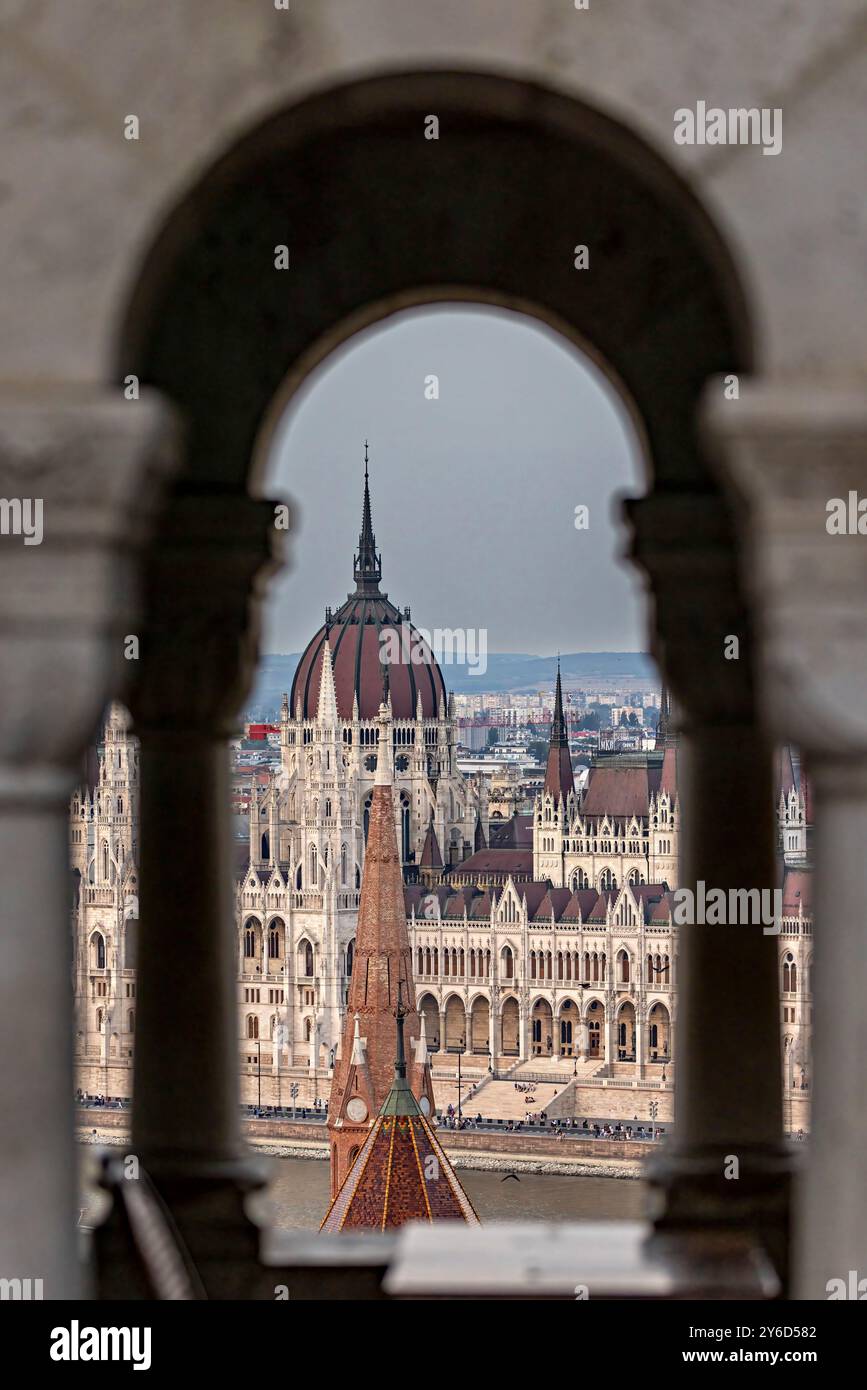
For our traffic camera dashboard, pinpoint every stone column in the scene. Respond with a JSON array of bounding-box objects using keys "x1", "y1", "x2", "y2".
[
  {"x1": 123, "y1": 487, "x2": 287, "y2": 1296},
  {"x1": 636, "y1": 999, "x2": 646, "y2": 1079},
  {"x1": 704, "y1": 383, "x2": 867, "y2": 1299},
  {"x1": 625, "y1": 485, "x2": 790, "y2": 1280},
  {"x1": 0, "y1": 389, "x2": 176, "y2": 1299}
]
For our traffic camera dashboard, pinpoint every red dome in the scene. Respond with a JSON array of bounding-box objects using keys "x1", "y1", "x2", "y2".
[{"x1": 290, "y1": 455, "x2": 447, "y2": 722}]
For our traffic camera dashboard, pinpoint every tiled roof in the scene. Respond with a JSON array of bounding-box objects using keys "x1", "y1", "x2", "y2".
[
  {"x1": 782, "y1": 868, "x2": 812, "y2": 915},
  {"x1": 582, "y1": 766, "x2": 651, "y2": 819}
]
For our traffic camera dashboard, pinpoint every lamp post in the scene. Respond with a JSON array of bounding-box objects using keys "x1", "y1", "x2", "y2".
[{"x1": 448, "y1": 1036, "x2": 466, "y2": 1120}]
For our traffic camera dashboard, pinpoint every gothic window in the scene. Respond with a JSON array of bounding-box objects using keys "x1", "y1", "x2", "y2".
[
  {"x1": 117, "y1": 797, "x2": 123, "y2": 814},
  {"x1": 298, "y1": 939, "x2": 314, "y2": 978},
  {"x1": 325, "y1": 799, "x2": 331, "y2": 818},
  {"x1": 310, "y1": 845, "x2": 317, "y2": 884},
  {"x1": 246, "y1": 1015, "x2": 259, "y2": 1040},
  {"x1": 346, "y1": 939, "x2": 355, "y2": 977},
  {"x1": 417, "y1": 947, "x2": 424, "y2": 975},
  {"x1": 244, "y1": 925, "x2": 256, "y2": 958},
  {"x1": 101, "y1": 840, "x2": 109, "y2": 881},
  {"x1": 91, "y1": 932, "x2": 106, "y2": 971},
  {"x1": 783, "y1": 953, "x2": 797, "y2": 993},
  {"x1": 341, "y1": 843, "x2": 347, "y2": 884},
  {"x1": 501, "y1": 945, "x2": 514, "y2": 979},
  {"x1": 618, "y1": 949, "x2": 630, "y2": 983},
  {"x1": 261, "y1": 832, "x2": 270, "y2": 860},
  {"x1": 127, "y1": 1010, "x2": 135, "y2": 1034},
  {"x1": 268, "y1": 924, "x2": 281, "y2": 959},
  {"x1": 530, "y1": 950, "x2": 537, "y2": 980}
]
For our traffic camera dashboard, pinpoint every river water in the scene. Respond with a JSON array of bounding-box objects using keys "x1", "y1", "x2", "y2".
[{"x1": 255, "y1": 1156, "x2": 647, "y2": 1230}]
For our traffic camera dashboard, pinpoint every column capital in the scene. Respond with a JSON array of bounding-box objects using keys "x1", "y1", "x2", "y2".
[
  {"x1": 0, "y1": 388, "x2": 177, "y2": 801},
  {"x1": 703, "y1": 380, "x2": 867, "y2": 755},
  {"x1": 622, "y1": 487, "x2": 755, "y2": 728},
  {"x1": 128, "y1": 489, "x2": 292, "y2": 737}
]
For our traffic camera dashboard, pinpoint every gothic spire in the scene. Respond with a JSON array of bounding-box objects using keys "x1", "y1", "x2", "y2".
[
  {"x1": 353, "y1": 441, "x2": 382, "y2": 593},
  {"x1": 543, "y1": 658, "x2": 574, "y2": 799}
]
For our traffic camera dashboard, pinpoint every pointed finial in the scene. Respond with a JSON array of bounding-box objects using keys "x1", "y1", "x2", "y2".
[{"x1": 394, "y1": 981, "x2": 408, "y2": 1079}]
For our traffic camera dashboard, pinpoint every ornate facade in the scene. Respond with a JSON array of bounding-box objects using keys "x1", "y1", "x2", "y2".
[{"x1": 70, "y1": 516, "x2": 813, "y2": 1120}]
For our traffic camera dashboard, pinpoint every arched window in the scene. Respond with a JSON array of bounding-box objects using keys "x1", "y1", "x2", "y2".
[
  {"x1": 127, "y1": 1010, "x2": 135, "y2": 1034},
  {"x1": 618, "y1": 949, "x2": 630, "y2": 983},
  {"x1": 268, "y1": 924, "x2": 281, "y2": 959},
  {"x1": 417, "y1": 946, "x2": 423, "y2": 974},
  {"x1": 117, "y1": 796, "x2": 124, "y2": 815},
  {"x1": 783, "y1": 953, "x2": 797, "y2": 993},
  {"x1": 244, "y1": 924, "x2": 256, "y2": 958},
  {"x1": 400, "y1": 794, "x2": 411, "y2": 862},
  {"x1": 246, "y1": 1015, "x2": 259, "y2": 1039},
  {"x1": 530, "y1": 950, "x2": 537, "y2": 980},
  {"x1": 310, "y1": 845, "x2": 318, "y2": 884},
  {"x1": 501, "y1": 945, "x2": 514, "y2": 979},
  {"x1": 261, "y1": 831, "x2": 270, "y2": 860},
  {"x1": 91, "y1": 932, "x2": 106, "y2": 970},
  {"x1": 300, "y1": 940, "x2": 314, "y2": 977},
  {"x1": 341, "y1": 843, "x2": 347, "y2": 884},
  {"x1": 347, "y1": 939, "x2": 355, "y2": 976}
]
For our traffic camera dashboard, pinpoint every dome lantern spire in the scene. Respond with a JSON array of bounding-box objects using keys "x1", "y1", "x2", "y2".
[{"x1": 354, "y1": 441, "x2": 382, "y2": 594}]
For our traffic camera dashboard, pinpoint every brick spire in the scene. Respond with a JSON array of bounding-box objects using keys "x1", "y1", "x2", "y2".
[
  {"x1": 326, "y1": 703, "x2": 434, "y2": 1197},
  {"x1": 321, "y1": 992, "x2": 479, "y2": 1233}
]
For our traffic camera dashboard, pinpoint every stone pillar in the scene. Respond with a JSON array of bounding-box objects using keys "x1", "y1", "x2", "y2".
[
  {"x1": 704, "y1": 383, "x2": 867, "y2": 1299},
  {"x1": 636, "y1": 999, "x2": 646, "y2": 1079},
  {"x1": 122, "y1": 487, "x2": 287, "y2": 1296},
  {"x1": 0, "y1": 390, "x2": 176, "y2": 1299},
  {"x1": 625, "y1": 485, "x2": 790, "y2": 1280}
]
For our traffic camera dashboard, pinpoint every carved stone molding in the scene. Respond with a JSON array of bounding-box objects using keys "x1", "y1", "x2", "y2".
[
  {"x1": 622, "y1": 488, "x2": 756, "y2": 729},
  {"x1": 702, "y1": 382, "x2": 867, "y2": 755},
  {"x1": 128, "y1": 490, "x2": 292, "y2": 736},
  {"x1": 0, "y1": 388, "x2": 178, "y2": 800}
]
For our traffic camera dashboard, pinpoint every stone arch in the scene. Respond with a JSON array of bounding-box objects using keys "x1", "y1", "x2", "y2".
[
  {"x1": 297, "y1": 937, "x2": 314, "y2": 978},
  {"x1": 648, "y1": 1001, "x2": 671, "y2": 1062},
  {"x1": 617, "y1": 1000, "x2": 636, "y2": 1061},
  {"x1": 443, "y1": 994, "x2": 466, "y2": 1052},
  {"x1": 89, "y1": 930, "x2": 106, "y2": 971},
  {"x1": 584, "y1": 997, "x2": 606, "y2": 1061},
  {"x1": 499, "y1": 996, "x2": 520, "y2": 1058},
  {"x1": 111, "y1": 67, "x2": 773, "y2": 1262},
  {"x1": 469, "y1": 995, "x2": 490, "y2": 1055},
  {"x1": 530, "y1": 997, "x2": 554, "y2": 1057},
  {"x1": 120, "y1": 71, "x2": 752, "y2": 535},
  {"x1": 417, "y1": 992, "x2": 440, "y2": 1052},
  {"x1": 557, "y1": 997, "x2": 579, "y2": 1058}
]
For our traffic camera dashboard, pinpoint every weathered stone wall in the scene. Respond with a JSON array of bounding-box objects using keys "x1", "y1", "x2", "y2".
[{"x1": 2, "y1": 1, "x2": 865, "y2": 386}]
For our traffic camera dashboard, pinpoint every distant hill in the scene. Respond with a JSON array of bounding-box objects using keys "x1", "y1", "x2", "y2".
[{"x1": 245, "y1": 651, "x2": 655, "y2": 718}]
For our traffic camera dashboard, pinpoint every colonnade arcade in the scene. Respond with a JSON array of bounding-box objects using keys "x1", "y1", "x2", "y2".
[{"x1": 4, "y1": 69, "x2": 865, "y2": 1300}]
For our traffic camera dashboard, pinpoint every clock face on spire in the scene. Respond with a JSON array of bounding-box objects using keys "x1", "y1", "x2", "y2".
[{"x1": 346, "y1": 1097, "x2": 368, "y2": 1123}]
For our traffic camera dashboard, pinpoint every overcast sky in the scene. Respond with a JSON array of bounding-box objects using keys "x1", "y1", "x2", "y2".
[{"x1": 261, "y1": 305, "x2": 648, "y2": 656}]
